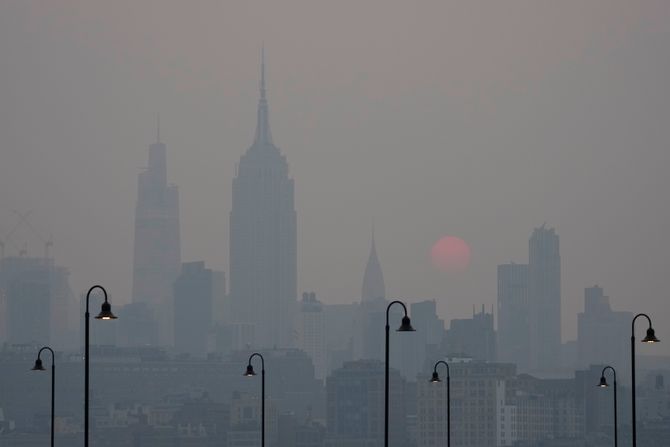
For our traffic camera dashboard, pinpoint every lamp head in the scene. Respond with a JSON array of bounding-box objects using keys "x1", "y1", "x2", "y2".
[
  {"x1": 397, "y1": 315, "x2": 415, "y2": 332},
  {"x1": 598, "y1": 376, "x2": 609, "y2": 388},
  {"x1": 95, "y1": 301, "x2": 117, "y2": 320},
  {"x1": 243, "y1": 364, "x2": 256, "y2": 377},
  {"x1": 31, "y1": 358, "x2": 46, "y2": 371},
  {"x1": 430, "y1": 371, "x2": 441, "y2": 383},
  {"x1": 642, "y1": 327, "x2": 660, "y2": 343}
]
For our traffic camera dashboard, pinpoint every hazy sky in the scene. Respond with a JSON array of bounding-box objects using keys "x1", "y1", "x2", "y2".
[{"x1": 1, "y1": 0, "x2": 669, "y2": 351}]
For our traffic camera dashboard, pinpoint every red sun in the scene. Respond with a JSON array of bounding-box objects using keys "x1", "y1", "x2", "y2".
[{"x1": 431, "y1": 236, "x2": 471, "y2": 273}]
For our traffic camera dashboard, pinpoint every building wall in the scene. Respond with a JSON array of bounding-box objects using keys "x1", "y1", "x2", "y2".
[
  {"x1": 417, "y1": 361, "x2": 516, "y2": 447},
  {"x1": 528, "y1": 226, "x2": 561, "y2": 372},
  {"x1": 173, "y1": 262, "x2": 213, "y2": 358},
  {"x1": 497, "y1": 263, "x2": 529, "y2": 371},
  {"x1": 326, "y1": 360, "x2": 407, "y2": 446}
]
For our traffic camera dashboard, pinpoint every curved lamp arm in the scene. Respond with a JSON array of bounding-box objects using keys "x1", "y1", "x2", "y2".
[
  {"x1": 86, "y1": 285, "x2": 108, "y2": 313},
  {"x1": 601, "y1": 365, "x2": 616, "y2": 381},
  {"x1": 386, "y1": 300, "x2": 409, "y2": 326},
  {"x1": 246, "y1": 352, "x2": 265, "y2": 373},
  {"x1": 434, "y1": 360, "x2": 450, "y2": 378},
  {"x1": 632, "y1": 313, "x2": 652, "y2": 337},
  {"x1": 33, "y1": 346, "x2": 55, "y2": 370}
]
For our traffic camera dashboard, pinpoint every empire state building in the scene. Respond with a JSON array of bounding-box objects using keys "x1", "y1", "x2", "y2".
[{"x1": 229, "y1": 54, "x2": 297, "y2": 348}]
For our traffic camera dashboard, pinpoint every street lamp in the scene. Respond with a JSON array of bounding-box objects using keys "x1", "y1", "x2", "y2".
[
  {"x1": 631, "y1": 313, "x2": 659, "y2": 447},
  {"x1": 84, "y1": 285, "x2": 117, "y2": 447},
  {"x1": 597, "y1": 365, "x2": 617, "y2": 447},
  {"x1": 32, "y1": 346, "x2": 56, "y2": 447},
  {"x1": 385, "y1": 300, "x2": 415, "y2": 447},
  {"x1": 243, "y1": 352, "x2": 265, "y2": 447},
  {"x1": 430, "y1": 360, "x2": 451, "y2": 447}
]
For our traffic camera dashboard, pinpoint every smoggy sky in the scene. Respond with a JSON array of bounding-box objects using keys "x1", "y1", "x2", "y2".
[{"x1": 1, "y1": 0, "x2": 669, "y2": 351}]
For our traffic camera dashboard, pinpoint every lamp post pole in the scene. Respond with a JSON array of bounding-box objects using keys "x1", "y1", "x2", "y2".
[
  {"x1": 32, "y1": 346, "x2": 56, "y2": 447},
  {"x1": 385, "y1": 300, "x2": 415, "y2": 447},
  {"x1": 244, "y1": 353, "x2": 266, "y2": 447},
  {"x1": 84, "y1": 285, "x2": 117, "y2": 447},
  {"x1": 630, "y1": 313, "x2": 659, "y2": 447},
  {"x1": 430, "y1": 360, "x2": 451, "y2": 447},
  {"x1": 598, "y1": 366, "x2": 617, "y2": 447}
]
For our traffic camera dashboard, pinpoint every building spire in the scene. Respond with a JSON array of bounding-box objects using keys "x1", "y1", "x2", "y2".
[
  {"x1": 362, "y1": 225, "x2": 386, "y2": 302},
  {"x1": 254, "y1": 45, "x2": 273, "y2": 145},
  {"x1": 157, "y1": 113, "x2": 161, "y2": 143},
  {"x1": 260, "y1": 44, "x2": 266, "y2": 100}
]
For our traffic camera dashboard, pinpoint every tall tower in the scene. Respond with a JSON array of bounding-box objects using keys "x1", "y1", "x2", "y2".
[
  {"x1": 528, "y1": 225, "x2": 561, "y2": 372},
  {"x1": 229, "y1": 52, "x2": 297, "y2": 348},
  {"x1": 361, "y1": 228, "x2": 386, "y2": 302},
  {"x1": 131, "y1": 119, "x2": 181, "y2": 346}
]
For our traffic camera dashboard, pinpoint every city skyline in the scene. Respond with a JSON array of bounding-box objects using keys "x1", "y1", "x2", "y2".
[
  {"x1": 2, "y1": 2, "x2": 670, "y2": 446},
  {"x1": 0, "y1": 1, "x2": 669, "y2": 354}
]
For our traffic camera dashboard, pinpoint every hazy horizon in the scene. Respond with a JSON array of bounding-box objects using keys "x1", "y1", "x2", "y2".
[{"x1": 1, "y1": 0, "x2": 669, "y2": 351}]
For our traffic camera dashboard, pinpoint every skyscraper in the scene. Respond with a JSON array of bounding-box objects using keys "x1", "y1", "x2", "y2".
[
  {"x1": 297, "y1": 292, "x2": 327, "y2": 380},
  {"x1": 229, "y1": 52, "x2": 297, "y2": 348},
  {"x1": 577, "y1": 286, "x2": 631, "y2": 375},
  {"x1": 528, "y1": 225, "x2": 561, "y2": 372},
  {"x1": 173, "y1": 261, "x2": 214, "y2": 358},
  {"x1": 497, "y1": 263, "x2": 530, "y2": 370},
  {"x1": 131, "y1": 120, "x2": 181, "y2": 346},
  {"x1": 354, "y1": 230, "x2": 394, "y2": 362}
]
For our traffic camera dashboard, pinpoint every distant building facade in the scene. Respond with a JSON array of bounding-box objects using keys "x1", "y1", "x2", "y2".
[
  {"x1": 497, "y1": 263, "x2": 530, "y2": 370},
  {"x1": 229, "y1": 54, "x2": 297, "y2": 349},
  {"x1": 131, "y1": 124, "x2": 181, "y2": 347},
  {"x1": 326, "y1": 359, "x2": 407, "y2": 447},
  {"x1": 444, "y1": 306, "x2": 497, "y2": 362},
  {"x1": 417, "y1": 360, "x2": 516, "y2": 447},
  {"x1": 0, "y1": 255, "x2": 75, "y2": 347},
  {"x1": 401, "y1": 300, "x2": 444, "y2": 379},
  {"x1": 508, "y1": 373, "x2": 586, "y2": 443},
  {"x1": 577, "y1": 286, "x2": 631, "y2": 376},
  {"x1": 528, "y1": 225, "x2": 561, "y2": 372},
  {"x1": 173, "y1": 261, "x2": 216, "y2": 357},
  {"x1": 297, "y1": 292, "x2": 327, "y2": 380}
]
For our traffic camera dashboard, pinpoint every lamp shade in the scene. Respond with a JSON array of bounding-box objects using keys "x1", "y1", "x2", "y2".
[
  {"x1": 95, "y1": 301, "x2": 117, "y2": 320},
  {"x1": 430, "y1": 371, "x2": 441, "y2": 383},
  {"x1": 397, "y1": 315, "x2": 415, "y2": 332},
  {"x1": 642, "y1": 327, "x2": 660, "y2": 343},
  {"x1": 31, "y1": 358, "x2": 46, "y2": 371},
  {"x1": 244, "y1": 364, "x2": 256, "y2": 377},
  {"x1": 598, "y1": 376, "x2": 609, "y2": 388}
]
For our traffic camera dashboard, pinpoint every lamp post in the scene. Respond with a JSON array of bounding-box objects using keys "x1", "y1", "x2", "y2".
[
  {"x1": 32, "y1": 346, "x2": 56, "y2": 447},
  {"x1": 597, "y1": 365, "x2": 617, "y2": 447},
  {"x1": 385, "y1": 300, "x2": 415, "y2": 447},
  {"x1": 243, "y1": 352, "x2": 265, "y2": 447},
  {"x1": 631, "y1": 313, "x2": 659, "y2": 447},
  {"x1": 429, "y1": 360, "x2": 451, "y2": 447},
  {"x1": 84, "y1": 285, "x2": 117, "y2": 447}
]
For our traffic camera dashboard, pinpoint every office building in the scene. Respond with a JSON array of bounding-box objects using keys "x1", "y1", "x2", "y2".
[{"x1": 229, "y1": 53, "x2": 297, "y2": 348}]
